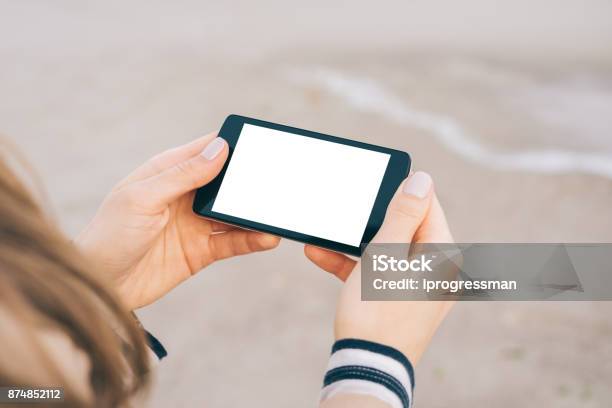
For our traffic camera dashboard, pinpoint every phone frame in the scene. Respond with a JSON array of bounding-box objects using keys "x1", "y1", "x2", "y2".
[{"x1": 192, "y1": 114, "x2": 411, "y2": 256}]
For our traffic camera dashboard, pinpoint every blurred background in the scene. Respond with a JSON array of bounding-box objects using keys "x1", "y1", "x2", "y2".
[{"x1": 1, "y1": 1, "x2": 611, "y2": 406}]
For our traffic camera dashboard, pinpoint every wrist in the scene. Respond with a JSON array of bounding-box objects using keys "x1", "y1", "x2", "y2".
[
  {"x1": 74, "y1": 228, "x2": 137, "y2": 309},
  {"x1": 74, "y1": 223, "x2": 103, "y2": 264},
  {"x1": 335, "y1": 321, "x2": 426, "y2": 365}
]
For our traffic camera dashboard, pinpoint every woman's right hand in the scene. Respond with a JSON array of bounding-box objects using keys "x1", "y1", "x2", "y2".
[{"x1": 304, "y1": 171, "x2": 454, "y2": 364}]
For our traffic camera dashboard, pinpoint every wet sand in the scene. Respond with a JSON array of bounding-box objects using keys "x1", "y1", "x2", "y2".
[{"x1": 1, "y1": 2, "x2": 612, "y2": 407}]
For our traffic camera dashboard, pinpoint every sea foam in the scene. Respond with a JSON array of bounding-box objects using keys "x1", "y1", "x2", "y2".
[{"x1": 289, "y1": 67, "x2": 612, "y2": 179}]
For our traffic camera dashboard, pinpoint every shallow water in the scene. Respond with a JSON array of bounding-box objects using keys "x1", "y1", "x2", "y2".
[{"x1": 289, "y1": 63, "x2": 612, "y2": 178}]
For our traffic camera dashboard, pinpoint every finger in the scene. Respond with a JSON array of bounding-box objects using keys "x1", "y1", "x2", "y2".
[
  {"x1": 210, "y1": 230, "x2": 280, "y2": 261},
  {"x1": 414, "y1": 192, "x2": 456, "y2": 320},
  {"x1": 414, "y1": 192, "x2": 453, "y2": 243},
  {"x1": 372, "y1": 171, "x2": 434, "y2": 244},
  {"x1": 119, "y1": 132, "x2": 219, "y2": 186},
  {"x1": 136, "y1": 137, "x2": 228, "y2": 209},
  {"x1": 210, "y1": 220, "x2": 238, "y2": 233},
  {"x1": 304, "y1": 245, "x2": 357, "y2": 281}
]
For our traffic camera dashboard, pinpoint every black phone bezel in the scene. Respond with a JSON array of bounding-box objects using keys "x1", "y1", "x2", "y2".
[{"x1": 192, "y1": 114, "x2": 411, "y2": 257}]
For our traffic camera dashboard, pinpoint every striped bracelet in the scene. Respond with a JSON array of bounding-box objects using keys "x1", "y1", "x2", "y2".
[{"x1": 321, "y1": 339, "x2": 415, "y2": 408}]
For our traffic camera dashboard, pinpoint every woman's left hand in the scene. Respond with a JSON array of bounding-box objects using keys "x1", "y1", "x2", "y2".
[{"x1": 76, "y1": 133, "x2": 280, "y2": 310}]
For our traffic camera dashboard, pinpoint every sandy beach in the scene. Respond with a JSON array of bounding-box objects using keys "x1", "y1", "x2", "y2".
[{"x1": 1, "y1": 1, "x2": 611, "y2": 406}]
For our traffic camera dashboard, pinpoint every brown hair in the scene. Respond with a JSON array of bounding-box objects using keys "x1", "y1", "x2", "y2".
[{"x1": 0, "y1": 142, "x2": 150, "y2": 407}]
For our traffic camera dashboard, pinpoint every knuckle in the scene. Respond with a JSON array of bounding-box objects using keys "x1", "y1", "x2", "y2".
[
  {"x1": 146, "y1": 151, "x2": 173, "y2": 174},
  {"x1": 246, "y1": 233, "x2": 262, "y2": 252},
  {"x1": 117, "y1": 188, "x2": 143, "y2": 209},
  {"x1": 174, "y1": 160, "x2": 201, "y2": 189},
  {"x1": 388, "y1": 198, "x2": 427, "y2": 221}
]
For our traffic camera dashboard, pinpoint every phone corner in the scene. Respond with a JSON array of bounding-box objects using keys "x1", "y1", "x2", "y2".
[
  {"x1": 223, "y1": 113, "x2": 244, "y2": 125},
  {"x1": 400, "y1": 150, "x2": 411, "y2": 164},
  {"x1": 393, "y1": 150, "x2": 411, "y2": 176}
]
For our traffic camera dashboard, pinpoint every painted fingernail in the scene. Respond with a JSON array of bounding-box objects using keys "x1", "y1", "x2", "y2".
[
  {"x1": 201, "y1": 137, "x2": 225, "y2": 160},
  {"x1": 402, "y1": 171, "x2": 432, "y2": 198}
]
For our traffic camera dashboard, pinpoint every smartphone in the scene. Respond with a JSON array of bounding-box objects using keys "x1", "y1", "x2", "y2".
[{"x1": 192, "y1": 115, "x2": 411, "y2": 256}]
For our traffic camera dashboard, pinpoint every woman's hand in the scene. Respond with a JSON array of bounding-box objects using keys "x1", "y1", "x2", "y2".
[
  {"x1": 305, "y1": 171, "x2": 454, "y2": 364},
  {"x1": 76, "y1": 133, "x2": 280, "y2": 310}
]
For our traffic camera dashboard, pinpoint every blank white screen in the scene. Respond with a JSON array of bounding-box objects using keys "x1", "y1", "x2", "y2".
[{"x1": 212, "y1": 124, "x2": 390, "y2": 247}]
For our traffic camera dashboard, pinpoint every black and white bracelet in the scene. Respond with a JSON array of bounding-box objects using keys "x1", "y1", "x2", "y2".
[
  {"x1": 131, "y1": 312, "x2": 167, "y2": 361},
  {"x1": 321, "y1": 339, "x2": 415, "y2": 408}
]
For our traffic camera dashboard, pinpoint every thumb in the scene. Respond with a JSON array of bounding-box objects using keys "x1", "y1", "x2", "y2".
[
  {"x1": 138, "y1": 137, "x2": 228, "y2": 207},
  {"x1": 372, "y1": 171, "x2": 433, "y2": 244}
]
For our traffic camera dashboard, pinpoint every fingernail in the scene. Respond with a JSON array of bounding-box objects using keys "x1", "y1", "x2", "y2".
[
  {"x1": 201, "y1": 137, "x2": 225, "y2": 160},
  {"x1": 402, "y1": 171, "x2": 432, "y2": 198}
]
